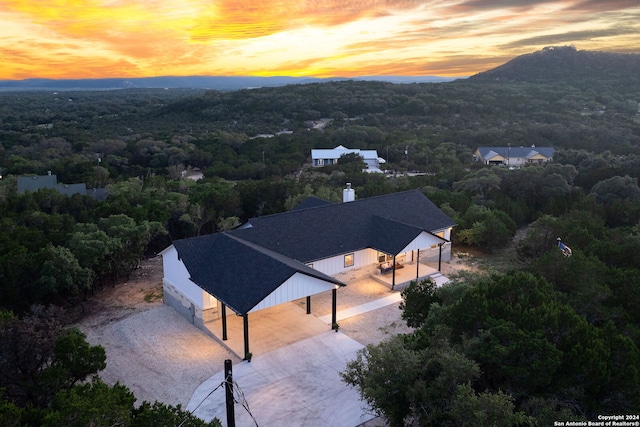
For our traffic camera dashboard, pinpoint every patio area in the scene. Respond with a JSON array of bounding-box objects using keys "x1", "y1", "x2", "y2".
[
  {"x1": 202, "y1": 302, "x2": 331, "y2": 359},
  {"x1": 370, "y1": 260, "x2": 439, "y2": 289}
]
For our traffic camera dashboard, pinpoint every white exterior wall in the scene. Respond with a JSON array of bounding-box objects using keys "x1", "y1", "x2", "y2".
[
  {"x1": 364, "y1": 159, "x2": 378, "y2": 168},
  {"x1": 309, "y1": 248, "x2": 378, "y2": 276},
  {"x1": 442, "y1": 227, "x2": 452, "y2": 241},
  {"x1": 399, "y1": 231, "x2": 445, "y2": 253},
  {"x1": 250, "y1": 273, "x2": 339, "y2": 313},
  {"x1": 161, "y1": 246, "x2": 217, "y2": 311}
]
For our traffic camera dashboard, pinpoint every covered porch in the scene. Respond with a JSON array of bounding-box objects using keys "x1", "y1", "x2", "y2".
[
  {"x1": 372, "y1": 238, "x2": 449, "y2": 290},
  {"x1": 371, "y1": 260, "x2": 439, "y2": 289},
  {"x1": 202, "y1": 301, "x2": 331, "y2": 359}
]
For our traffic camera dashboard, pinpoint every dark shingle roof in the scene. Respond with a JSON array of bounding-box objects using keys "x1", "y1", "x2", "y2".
[
  {"x1": 169, "y1": 189, "x2": 453, "y2": 314},
  {"x1": 290, "y1": 196, "x2": 334, "y2": 211},
  {"x1": 56, "y1": 183, "x2": 87, "y2": 197},
  {"x1": 230, "y1": 189, "x2": 454, "y2": 262},
  {"x1": 172, "y1": 233, "x2": 344, "y2": 315},
  {"x1": 17, "y1": 175, "x2": 58, "y2": 193},
  {"x1": 17, "y1": 174, "x2": 101, "y2": 198}
]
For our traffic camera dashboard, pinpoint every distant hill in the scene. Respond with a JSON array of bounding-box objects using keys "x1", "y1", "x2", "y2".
[
  {"x1": 470, "y1": 46, "x2": 640, "y2": 85},
  {"x1": 0, "y1": 75, "x2": 457, "y2": 92}
]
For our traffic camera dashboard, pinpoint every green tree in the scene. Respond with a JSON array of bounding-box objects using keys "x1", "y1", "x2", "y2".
[
  {"x1": 399, "y1": 278, "x2": 440, "y2": 328},
  {"x1": 98, "y1": 214, "x2": 165, "y2": 277},
  {"x1": 453, "y1": 168, "x2": 501, "y2": 201},
  {"x1": 433, "y1": 272, "x2": 639, "y2": 417},
  {"x1": 40, "y1": 379, "x2": 223, "y2": 427},
  {"x1": 589, "y1": 175, "x2": 640, "y2": 204},
  {"x1": 0, "y1": 306, "x2": 106, "y2": 408},
  {"x1": 456, "y1": 205, "x2": 516, "y2": 252},
  {"x1": 341, "y1": 330, "x2": 532, "y2": 426},
  {"x1": 132, "y1": 400, "x2": 222, "y2": 427},
  {"x1": 67, "y1": 225, "x2": 122, "y2": 282},
  {"x1": 35, "y1": 245, "x2": 93, "y2": 300},
  {"x1": 42, "y1": 379, "x2": 134, "y2": 427},
  {"x1": 336, "y1": 152, "x2": 367, "y2": 175},
  {"x1": 450, "y1": 384, "x2": 533, "y2": 427}
]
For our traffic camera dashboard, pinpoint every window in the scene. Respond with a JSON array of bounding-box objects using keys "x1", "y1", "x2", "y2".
[
  {"x1": 378, "y1": 252, "x2": 392, "y2": 263},
  {"x1": 344, "y1": 253, "x2": 354, "y2": 267}
]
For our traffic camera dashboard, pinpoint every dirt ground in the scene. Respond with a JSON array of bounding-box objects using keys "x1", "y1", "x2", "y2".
[{"x1": 74, "y1": 251, "x2": 483, "y2": 416}]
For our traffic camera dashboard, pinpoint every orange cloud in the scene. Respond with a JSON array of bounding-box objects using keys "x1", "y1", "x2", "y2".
[
  {"x1": 0, "y1": 0, "x2": 638, "y2": 79},
  {"x1": 188, "y1": 0, "x2": 424, "y2": 41}
]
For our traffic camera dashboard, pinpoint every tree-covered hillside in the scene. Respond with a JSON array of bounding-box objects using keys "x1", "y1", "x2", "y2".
[{"x1": 471, "y1": 45, "x2": 640, "y2": 87}]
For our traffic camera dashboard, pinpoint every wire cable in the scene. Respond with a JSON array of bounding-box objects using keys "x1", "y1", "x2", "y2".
[
  {"x1": 231, "y1": 379, "x2": 259, "y2": 426},
  {"x1": 177, "y1": 379, "x2": 226, "y2": 427}
]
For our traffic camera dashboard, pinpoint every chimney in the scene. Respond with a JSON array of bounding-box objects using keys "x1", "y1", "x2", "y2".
[{"x1": 343, "y1": 183, "x2": 355, "y2": 203}]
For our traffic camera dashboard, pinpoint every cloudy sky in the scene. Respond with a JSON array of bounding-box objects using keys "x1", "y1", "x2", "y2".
[{"x1": 1, "y1": 0, "x2": 638, "y2": 80}]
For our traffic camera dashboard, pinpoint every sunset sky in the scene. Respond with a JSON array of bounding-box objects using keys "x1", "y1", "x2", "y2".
[{"x1": 1, "y1": 0, "x2": 639, "y2": 80}]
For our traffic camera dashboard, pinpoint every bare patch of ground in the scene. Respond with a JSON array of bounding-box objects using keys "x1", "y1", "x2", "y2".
[{"x1": 77, "y1": 255, "x2": 165, "y2": 329}]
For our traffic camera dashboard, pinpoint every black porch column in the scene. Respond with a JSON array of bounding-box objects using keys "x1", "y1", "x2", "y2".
[
  {"x1": 243, "y1": 314, "x2": 250, "y2": 360},
  {"x1": 391, "y1": 255, "x2": 396, "y2": 290},
  {"x1": 331, "y1": 288, "x2": 337, "y2": 329},
  {"x1": 438, "y1": 243, "x2": 443, "y2": 271},
  {"x1": 306, "y1": 296, "x2": 311, "y2": 314},
  {"x1": 416, "y1": 248, "x2": 420, "y2": 279},
  {"x1": 221, "y1": 303, "x2": 228, "y2": 341}
]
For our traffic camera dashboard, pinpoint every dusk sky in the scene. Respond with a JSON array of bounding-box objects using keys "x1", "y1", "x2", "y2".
[{"x1": 1, "y1": 0, "x2": 638, "y2": 80}]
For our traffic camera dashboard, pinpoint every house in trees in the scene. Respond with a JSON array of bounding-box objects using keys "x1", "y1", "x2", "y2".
[
  {"x1": 475, "y1": 146, "x2": 555, "y2": 166},
  {"x1": 17, "y1": 172, "x2": 107, "y2": 200},
  {"x1": 311, "y1": 145, "x2": 385, "y2": 171},
  {"x1": 161, "y1": 187, "x2": 454, "y2": 359}
]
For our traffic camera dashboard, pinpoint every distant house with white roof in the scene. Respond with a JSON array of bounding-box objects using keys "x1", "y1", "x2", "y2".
[
  {"x1": 474, "y1": 146, "x2": 555, "y2": 166},
  {"x1": 311, "y1": 145, "x2": 385, "y2": 172}
]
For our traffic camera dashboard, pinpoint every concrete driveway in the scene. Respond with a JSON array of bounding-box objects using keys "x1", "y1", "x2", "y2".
[
  {"x1": 187, "y1": 273, "x2": 449, "y2": 426},
  {"x1": 187, "y1": 330, "x2": 375, "y2": 427}
]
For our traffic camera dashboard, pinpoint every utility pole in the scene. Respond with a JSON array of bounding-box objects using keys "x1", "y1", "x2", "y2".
[{"x1": 225, "y1": 359, "x2": 235, "y2": 427}]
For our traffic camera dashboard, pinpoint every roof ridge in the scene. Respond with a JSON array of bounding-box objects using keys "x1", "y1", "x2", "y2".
[{"x1": 240, "y1": 189, "x2": 422, "y2": 223}]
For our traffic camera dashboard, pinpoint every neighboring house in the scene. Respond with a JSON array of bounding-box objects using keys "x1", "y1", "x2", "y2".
[
  {"x1": 475, "y1": 146, "x2": 555, "y2": 166},
  {"x1": 17, "y1": 173, "x2": 107, "y2": 200},
  {"x1": 161, "y1": 187, "x2": 455, "y2": 359},
  {"x1": 311, "y1": 145, "x2": 385, "y2": 172}
]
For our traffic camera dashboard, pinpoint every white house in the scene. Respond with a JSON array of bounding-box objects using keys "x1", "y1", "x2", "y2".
[
  {"x1": 161, "y1": 188, "x2": 454, "y2": 359},
  {"x1": 475, "y1": 146, "x2": 555, "y2": 166},
  {"x1": 311, "y1": 145, "x2": 385, "y2": 171}
]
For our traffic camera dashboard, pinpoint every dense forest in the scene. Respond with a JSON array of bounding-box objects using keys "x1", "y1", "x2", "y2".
[{"x1": 1, "y1": 46, "x2": 640, "y2": 425}]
